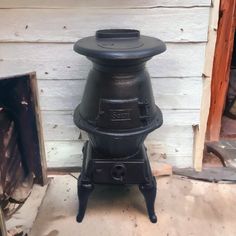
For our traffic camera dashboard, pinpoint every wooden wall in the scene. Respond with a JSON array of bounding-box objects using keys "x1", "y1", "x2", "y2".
[{"x1": 0, "y1": 0, "x2": 212, "y2": 168}]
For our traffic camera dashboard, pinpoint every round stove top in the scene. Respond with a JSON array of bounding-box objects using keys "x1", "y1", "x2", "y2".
[{"x1": 74, "y1": 29, "x2": 166, "y2": 60}]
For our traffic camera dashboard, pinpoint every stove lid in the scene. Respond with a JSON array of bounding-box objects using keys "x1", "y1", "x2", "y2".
[{"x1": 74, "y1": 29, "x2": 166, "y2": 60}]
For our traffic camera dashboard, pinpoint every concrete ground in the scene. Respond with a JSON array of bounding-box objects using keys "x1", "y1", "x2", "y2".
[{"x1": 30, "y1": 175, "x2": 236, "y2": 236}]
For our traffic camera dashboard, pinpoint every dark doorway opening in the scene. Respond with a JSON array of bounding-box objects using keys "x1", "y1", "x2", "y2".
[{"x1": 0, "y1": 73, "x2": 47, "y2": 219}]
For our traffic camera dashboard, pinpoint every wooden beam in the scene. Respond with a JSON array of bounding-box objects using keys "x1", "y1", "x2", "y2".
[
  {"x1": 206, "y1": 0, "x2": 236, "y2": 141},
  {"x1": 193, "y1": 0, "x2": 220, "y2": 171},
  {"x1": 29, "y1": 72, "x2": 48, "y2": 185}
]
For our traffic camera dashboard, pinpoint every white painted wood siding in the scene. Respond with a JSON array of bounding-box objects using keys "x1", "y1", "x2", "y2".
[
  {"x1": 0, "y1": 0, "x2": 211, "y2": 168},
  {"x1": 0, "y1": 8, "x2": 209, "y2": 43}
]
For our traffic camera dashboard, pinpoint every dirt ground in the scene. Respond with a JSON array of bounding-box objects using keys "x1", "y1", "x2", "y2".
[{"x1": 28, "y1": 175, "x2": 236, "y2": 236}]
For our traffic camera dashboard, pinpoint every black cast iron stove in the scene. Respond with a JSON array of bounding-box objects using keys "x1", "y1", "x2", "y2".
[{"x1": 73, "y1": 29, "x2": 166, "y2": 223}]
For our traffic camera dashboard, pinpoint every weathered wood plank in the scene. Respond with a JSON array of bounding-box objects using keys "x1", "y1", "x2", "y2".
[
  {"x1": 41, "y1": 110, "x2": 199, "y2": 141},
  {"x1": 45, "y1": 139, "x2": 193, "y2": 169},
  {"x1": 37, "y1": 77, "x2": 202, "y2": 111},
  {"x1": 42, "y1": 111, "x2": 80, "y2": 141},
  {"x1": 0, "y1": 0, "x2": 212, "y2": 9},
  {"x1": 0, "y1": 43, "x2": 206, "y2": 78},
  {"x1": 0, "y1": 8, "x2": 209, "y2": 43},
  {"x1": 146, "y1": 130, "x2": 194, "y2": 158},
  {"x1": 193, "y1": 0, "x2": 220, "y2": 171},
  {"x1": 45, "y1": 141, "x2": 83, "y2": 168},
  {"x1": 29, "y1": 73, "x2": 48, "y2": 184}
]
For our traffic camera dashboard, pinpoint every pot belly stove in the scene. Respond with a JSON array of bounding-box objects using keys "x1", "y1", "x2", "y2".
[{"x1": 73, "y1": 29, "x2": 166, "y2": 223}]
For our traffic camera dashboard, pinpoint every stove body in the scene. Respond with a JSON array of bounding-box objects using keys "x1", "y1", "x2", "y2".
[{"x1": 73, "y1": 29, "x2": 166, "y2": 223}]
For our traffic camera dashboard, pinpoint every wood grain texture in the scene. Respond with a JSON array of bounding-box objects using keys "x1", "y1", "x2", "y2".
[
  {"x1": 206, "y1": 0, "x2": 236, "y2": 141},
  {"x1": 146, "y1": 133, "x2": 194, "y2": 159},
  {"x1": 0, "y1": 0, "x2": 212, "y2": 8},
  {"x1": 0, "y1": 8, "x2": 209, "y2": 43},
  {"x1": 194, "y1": 78, "x2": 212, "y2": 170},
  {"x1": 203, "y1": 0, "x2": 221, "y2": 78},
  {"x1": 0, "y1": 43, "x2": 206, "y2": 79},
  {"x1": 193, "y1": 0, "x2": 220, "y2": 171},
  {"x1": 29, "y1": 73, "x2": 48, "y2": 184},
  {"x1": 45, "y1": 141, "x2": 83, "y2": 168}
]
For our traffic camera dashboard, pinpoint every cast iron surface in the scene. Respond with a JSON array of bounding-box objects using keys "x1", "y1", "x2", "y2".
[
  {"x1": 73, "y1": 29, "x2": 166, "y2": 223},
  {"x1": 77, "y1": 142, "x2": 157, "y2": 223},
  {"x1": 74, "y1": 29, "x2": 166, "y2": 60}
]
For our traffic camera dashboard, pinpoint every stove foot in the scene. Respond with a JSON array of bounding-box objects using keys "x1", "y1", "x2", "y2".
[
  {"x1": 76, "y1": 176, "x2": 94, "y2": 223},
  {"x1": 139, "y1": 177, "x2": 157, "y2": 223}
]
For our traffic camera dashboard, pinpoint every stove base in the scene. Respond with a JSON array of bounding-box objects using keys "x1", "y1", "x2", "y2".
[{"x1": 76, "y1": 141, "x2": 157, "y2": 223}]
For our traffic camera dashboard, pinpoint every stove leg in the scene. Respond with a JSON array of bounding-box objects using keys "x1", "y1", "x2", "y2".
[
  {"x1": 76, "y1": 176, "x2": 94, "y2": 223},
  {"x1": 139, "y1": 177, "x2": 157, "y2": 223}
]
